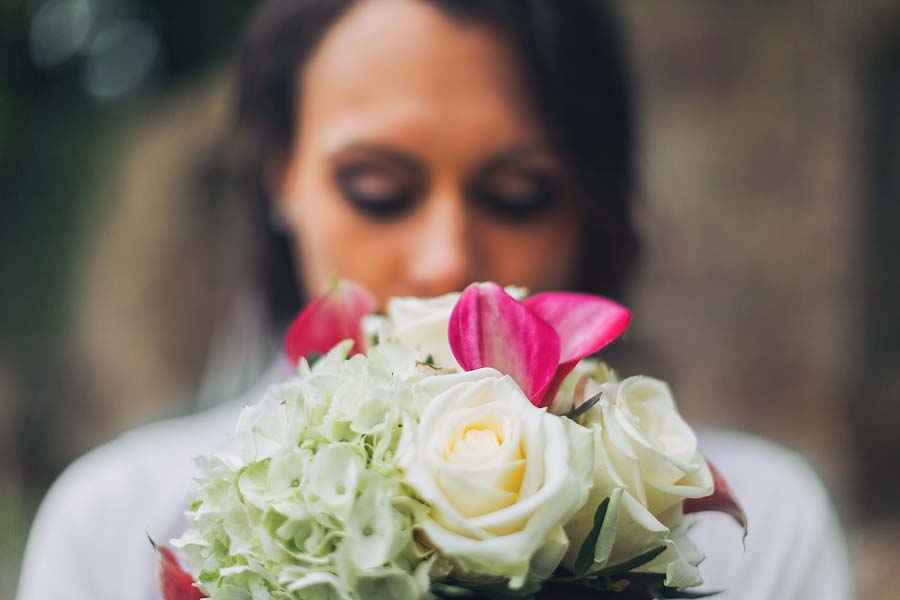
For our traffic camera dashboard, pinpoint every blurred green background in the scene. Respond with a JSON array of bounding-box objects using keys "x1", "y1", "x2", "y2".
[
  {"x1": 1, "y1": 0, "x2": 255, "y2": 592},
  {"x1": 2, "y1": 1, "x2": 900, "y2": 598}
]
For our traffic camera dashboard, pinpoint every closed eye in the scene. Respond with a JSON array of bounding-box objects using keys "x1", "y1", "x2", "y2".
[
  {"x1": 466, "y1": 145, "x2": 564, "y2": 223},
  {"x1": 329, "y1": 145, "x2": 426, "y2": 221},
  {"x1": 334, "y1": 164, "x2": 420, "y2": 220},
  {"x1": 472, "y1": 171, "x2": 559, "y2": 222}
]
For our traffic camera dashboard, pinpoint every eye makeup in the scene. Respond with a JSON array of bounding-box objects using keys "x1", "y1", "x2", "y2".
[
  {"x1": 466, "y1": 145, "x2": 565, "y2": 224},
  {"x1": 329, "y1": 145, "x2": 426, "y2": 221},
  {"x1": 470, "y1": 169, "x2": 560, "y2": 222},
  {"x1": 327, "y1": 142, "x2": 566, "y2": 225},
  {"x1": 333, "y1": 163, "x2": 422, "y2": 220}
]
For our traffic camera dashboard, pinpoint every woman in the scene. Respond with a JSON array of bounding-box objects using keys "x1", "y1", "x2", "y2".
[{"x1": 17, "y1": 1, "x2": 853, "y2": 598}]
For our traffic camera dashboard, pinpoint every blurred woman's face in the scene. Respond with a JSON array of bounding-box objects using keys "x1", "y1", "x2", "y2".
[{"x1": 275, "y1": 0, "x2": 583, "y2": 304}]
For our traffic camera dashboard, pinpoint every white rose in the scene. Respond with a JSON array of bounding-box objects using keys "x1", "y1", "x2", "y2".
[
  {"x1": 547, "y1": 358, "x2": 617, "y2": 416},
  {"x1": 385, "y1": 291, "x2": 462, "y2": 369},
  {"x1": 404, "y1": 368, "x2": 593, "y2": 588},
  {"x1": 562, "y1": 375, "x2": 713, "y2": 589},
  {"x1": 363, "y1": 287, "x2": 529, "y2": 370}
]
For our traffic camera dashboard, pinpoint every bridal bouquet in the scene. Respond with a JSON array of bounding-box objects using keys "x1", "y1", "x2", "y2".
[{"x1": 157, "y1": 281, "x2": 745, "y2": 600}]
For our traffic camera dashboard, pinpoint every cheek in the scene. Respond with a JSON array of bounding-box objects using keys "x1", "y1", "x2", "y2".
[
  {"x1": 475, "y1": 209, "x2": 582, "y2": 292},
  {"x1": 283, "y1": 168, "x2": 408, "y2": 300}
]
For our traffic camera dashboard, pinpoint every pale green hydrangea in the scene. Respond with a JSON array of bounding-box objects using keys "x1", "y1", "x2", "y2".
[{"x1": 174, "y1": 341, "x2": 448, "y2": 600}]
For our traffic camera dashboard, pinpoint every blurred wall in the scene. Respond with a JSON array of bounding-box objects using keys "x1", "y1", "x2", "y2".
[
  {"x1": 616, "y1": 1, "x2": 900, "y2": 593},
  {"x1": 622, "y1": 0, "x2": 862, "y2": 490}
]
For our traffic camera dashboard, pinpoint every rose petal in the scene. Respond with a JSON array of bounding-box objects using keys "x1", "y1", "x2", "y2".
[
  {"x1": 284, "y1": 279, "x2": 376, "y2": 364},
  {"x1": 684, "y1": 460, "x2": 748, "y2": 535},
  {"x1": 449, "y1": 283, "x2": 561, "y2": 405}
]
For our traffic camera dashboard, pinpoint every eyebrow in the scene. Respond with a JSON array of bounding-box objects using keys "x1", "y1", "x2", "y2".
[
  {"x1": 328, "y1": 144, "x2": 424, "y2": 173},
  {"x1": 470, "y1": 144, "x2": 557, "y2": 180},
  {"x1": 328, "y1": 142, "x2": 556, "y2": 177}
]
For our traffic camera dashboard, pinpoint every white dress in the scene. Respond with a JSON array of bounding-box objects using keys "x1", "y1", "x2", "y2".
[{"x1": 16, "y1": 357, "x2": 855, "y2": 600}]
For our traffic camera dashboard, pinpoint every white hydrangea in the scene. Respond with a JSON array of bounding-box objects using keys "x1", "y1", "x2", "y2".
[
  {"x1": 174, "y1": 341, "x2": 446, "y2": 600},
  {"x1": 170, "y1": 320, "x2": 722, "y2": 598}
]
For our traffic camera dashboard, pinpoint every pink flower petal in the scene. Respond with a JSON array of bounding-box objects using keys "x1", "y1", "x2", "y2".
[
  {"x1": 524, "y1": 292, "x2": 631, "y2": 406},
  {"x1": 284, "y1": 279, "x2": 376, "y2": 364},
  {"x1": 684, "y1": 460, "x2": 748, "y2": 535},
  {"x1": 523, "y1": 292, "x2": 631, "y2": 364},
  {"x1": 449, "y1": 283, "x2": 561, "y2": 405}
]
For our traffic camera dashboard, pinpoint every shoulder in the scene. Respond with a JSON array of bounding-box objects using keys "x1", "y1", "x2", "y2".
[
  {"x1": 697, "y1": 428, "x2": 844, "y2": 551},
  {"x1": 16, "y1": 402, "x2": 243, "y2": 599},
  {"x1": 43, "y1": 399, "x2": 243, "y2": 515},
  {"x1": 17, "y1": 358, "x2": 294, "y2": 599},
  {"x1": 699, "y1": 428, "x2": 830, "y2": 506},
  {"x1": 692, "y1": 429, "x2": 855, "y2": 599}
]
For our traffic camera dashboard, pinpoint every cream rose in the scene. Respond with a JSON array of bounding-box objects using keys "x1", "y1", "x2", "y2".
[
  {"x1": 404, "y1": 368, "x2": 593, "y2": 588},
  {"x1": 561, "y1": 374, "x2": 713, "y2": 589},
  {"x1": 363, "y1": 287, "x2": 529, "y2": 370},
  {"x1": 383, "y1": 292, "x2": 462, "y2": 369},
  {"x1": 547, "y1": 358, "x2": 617, "y2": 416}
]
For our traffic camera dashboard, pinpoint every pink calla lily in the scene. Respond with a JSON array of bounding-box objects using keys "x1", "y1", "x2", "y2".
[
  {"x1": 284, "y1": 279, "x2": 376, "y2": 364},
  {"x1": 449, "y1": 282, "x2": 561, "y2": 403},
  {"x1": 524, "y1": 291, "x2": 631, "y2": 404},
  {"x1": 523, "y1": 292, "x2": 632, "y2": 364},
  {"x1": 449, "y1": 283, "x2": 630, "y2": 407},
  {"x1": 684, "y1": 461, "x2": 748, "y2": 535}
]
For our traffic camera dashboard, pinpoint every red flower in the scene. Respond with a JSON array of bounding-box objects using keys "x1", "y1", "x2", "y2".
[
  {"x1": 284, "y1": 279, "x2": 376, "y2": 364},
  {"x1": 151, "y1": 539, "x2": 205, "y2": 600},
  {"x1": 684, "y1": 460, "x2": 748, "y2": 535}
]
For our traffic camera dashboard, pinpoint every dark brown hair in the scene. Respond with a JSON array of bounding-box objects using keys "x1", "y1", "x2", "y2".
[{"x1": 231, "y1": 0, "x2": 639, "y2": 328}]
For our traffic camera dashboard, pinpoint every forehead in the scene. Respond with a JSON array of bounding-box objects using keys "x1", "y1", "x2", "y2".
[{"x1": 297, "y1": 0, "x2": 545, "y2": 156}]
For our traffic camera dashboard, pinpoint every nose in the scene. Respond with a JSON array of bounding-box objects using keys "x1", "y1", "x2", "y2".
[{"x1": 405, "y1": 190, "x2": 474, "y2": 296}]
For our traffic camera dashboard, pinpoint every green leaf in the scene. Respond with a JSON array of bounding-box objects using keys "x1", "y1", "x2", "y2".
[
  {"x1": 472, "y1": 579, "x2": 542, "y2": 599},
  {"x1": 622, "y1": 573, "x2": 723, "y2": 598},
  {"x1": 654, "y1": 588, "x2": 722, "y2": 598},
  {"x1": 425, "y1": 353, "x2": 435, "y2": 365},
  {"x1": 549, "y1": 572, "x2": 722, "y2": 600},
  {"x1": 567, "y1": 390, "x2": 603, "y2": 420},
  {"x1": 592, "y1": 545, "x2": 667, "y2": 578},
  {"x1": 541, "y1": 578, "x2": 617, "y2": 598},
  {"x1": 430, "y1": 583, "x2": 477, "y2": 598},
  {"x1": 563, "y1": 578, "x2": 616, "y2": 592},
  {"x1": 573, "y1": 497, "x2": 610, "y2": 576},
  {"x1": 432, "y1": 579, "x2": 542, "y2": 600}
]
